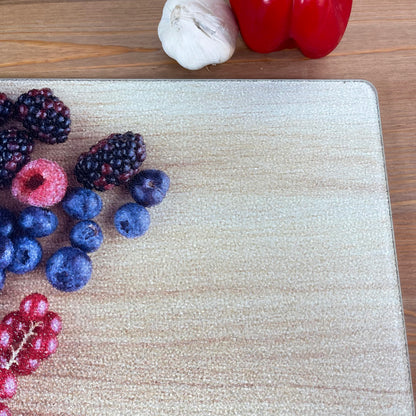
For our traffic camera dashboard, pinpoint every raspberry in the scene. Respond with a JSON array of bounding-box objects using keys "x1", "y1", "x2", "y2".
[
  {"x1": 129, "y1": 169, "x2": 170, "y2": 207},
  {"x1": 15, "y1": 88, "x2": 71, "y2": 144},
  {"x1": 62, "y1": 187, "x2": 103, "y2": 220},
  {"x1": 0, "y1": 93, "x2": 13, "y2": 127},
  {"x1": 0, "y1": 129, "x2": 34, "y2": 189},
  {"x1": 75, "y1": 131, "x2": 146, "y2": 191},
  {"x1": 18, "y1": 206, "x2": 58, "y2": 238},
  {"x1": 11, "y1": 158, "x2": 68, "y2": 207},
  {"x1": 114, "y1": 203, "x2": 150, "y2": 238},
  {"x1": 46, "y1": 246, "x2": 92, "y2": 292},
  {"x1": 70, "y1": 220, "x2": 103, "y2": 253}
]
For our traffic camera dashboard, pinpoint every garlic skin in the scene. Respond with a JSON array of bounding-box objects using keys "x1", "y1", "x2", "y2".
[{"x1": 158, "y1": 0, "x2": 238, "y2": 70}]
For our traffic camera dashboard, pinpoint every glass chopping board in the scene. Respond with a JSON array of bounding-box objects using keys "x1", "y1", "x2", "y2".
[{"x1": 0, "y1": 80, "x2": 412, "y2": 415}]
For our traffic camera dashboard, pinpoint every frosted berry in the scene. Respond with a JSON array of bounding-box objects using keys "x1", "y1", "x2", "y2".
[
  {"x1": 129, "y1": 169, "x2": 170, "y2": 207},
  {"x1": 62, "y1": 187, "x2": 103, "y2": 220},
  {"x1": 15, "y1": 88, "x2": 71, "y2": 144},
  {"x1": 40, "y1": 311, "x2": 62, "y2": 335},
  {"x1": 0, "y1": 207, "x2": 15, "y2": 238},
  {"x1": 46, "y1": 246, "x2": 92, "y2": 292},
  {"x1": 11, "y1": 158, "x2": 68, "y2": 207},
  {"x1": 18, "y1": 206, "x2": 58, "y2": 238},
  {"x1": 27, "y1": 329, "x2": 58, "y2": 360},
  {"x1": 114, "y1": 203, "x2": 150, "y2": 238},
  {"x1": 0, "y1": 402, "x2": 11, "y2": 416},
  {"x1": 0, "y1": 270, "x2": 5, "y2": 291},
  {"x1": 10, "y1": 351, "x2": 40, "y2": 376},
  {"x1": 19, "y1": 293, "x2": 49, "y2": 321},
  {"x1": 0, "y1": 237, "x2": 14, "y2": 270},
  {"x1": 7, "y1": 236, "x2": 42, "y2": 275},
  {"x1": 75, "y1": 131, "x2": 146, "y2": 191},
  {"x1": 0, "y1": 129, "x2": 34, "y2": 189},
  {"x1": 0, "y1": 93, "x2": 13, "y2": 127},
  {"x1": 0, "y1": 351, "x2": 10, "y2": 370},
  {"x1": 1, "y1": 312, "x2": 29, "y2": 343},
  {"x1": 70, "y1": 220, "x2": 103, "y2": 252},
  {"x1": 0, "y1": 369, "x2": 17, "y2": 399},
  {"x1": 0, "y1": 324, "x2": 12, "y2": 351}
]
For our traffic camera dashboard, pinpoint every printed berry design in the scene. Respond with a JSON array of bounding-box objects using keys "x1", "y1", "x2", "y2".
[
  {"x1": 11, "y1": 158, "x2": 68, "y2": 207},
  {"x1": 0, "y1": 129, "x2": 34, "y2": 189},
  {"x1": 129, "y1": 169, "x2": 170, "y2": 207},
  {"x1": 0, "y1": 94, "x2": 13, "y2": 127},
  {"x1": 74, "y1": 131, "x2": 146, "y2": 191},
  {"x1": 0, "y1": 293, "x2": 61, "y2": 415},
  {"x1": 15, "y1": 88, "x2": 71, "y2": 144}
]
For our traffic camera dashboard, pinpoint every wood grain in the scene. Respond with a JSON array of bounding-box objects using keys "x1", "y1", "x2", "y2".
[
  {"x1": 0, "y1": 0, "x2": 414, "y2": 413},
  {"x1": 0, "y1": 79, "x2": 412, "y2": 415}
]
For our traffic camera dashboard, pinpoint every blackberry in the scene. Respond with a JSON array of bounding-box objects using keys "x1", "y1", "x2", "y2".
[
  {"x1": 0, "y1": 129, "x2": 34, "y2": 189},
  {"x1": 0, "y1": 93, "x2": 13, "y2": 126},
  {"x1": 15, "y1": 88, "x2": 71, "y2": 144},
  {"x1": 75, "y1": 131, "x2": 146, "y2": 191}
]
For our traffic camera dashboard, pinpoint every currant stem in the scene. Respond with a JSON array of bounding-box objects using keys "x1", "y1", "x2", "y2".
[{"x1": 4, "y1": 321, "x2": 40, "y2": 370}]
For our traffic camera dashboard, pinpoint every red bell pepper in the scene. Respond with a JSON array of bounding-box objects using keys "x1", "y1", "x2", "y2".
[{"x1": 229, "y1": 0, "x2": 353, "y2": 59}]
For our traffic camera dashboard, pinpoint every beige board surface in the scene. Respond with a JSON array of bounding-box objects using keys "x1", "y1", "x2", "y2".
[{"x1": 0, "y1": 80, "x2": 412, "y2": 415}]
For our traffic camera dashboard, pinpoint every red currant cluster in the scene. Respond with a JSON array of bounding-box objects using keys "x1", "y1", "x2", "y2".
[{"x1": 0, "y1": 293, "x2": 62, "y2": 416}]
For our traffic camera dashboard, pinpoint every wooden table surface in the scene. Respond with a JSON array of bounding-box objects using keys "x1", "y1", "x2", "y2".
[{"x1": 0, "y1": 0, "x2": 415, "y2": 412}]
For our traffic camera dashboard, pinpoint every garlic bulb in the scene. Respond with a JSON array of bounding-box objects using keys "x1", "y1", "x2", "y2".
[{"x1": 158, "y1": 0, "x2": 238, "y2": 70}]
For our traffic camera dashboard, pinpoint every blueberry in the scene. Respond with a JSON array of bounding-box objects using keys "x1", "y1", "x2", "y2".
[
  {"x1": 0, "y1": 236, "x2": 14, "y2": 270},
  {"x1": 46, "y1": 246, "x2": 92, "y2": 292},
  {"x1": 0, "y1": 269, "x2": 5, "y2": 290},
  {"x1": 70, "y1": 220, "x2": 103, "y2": 253},
  {"x1": 129, "y1": 169, "x2": 170, "y2": 207},
  {"x1": 62, "y1": 187, "x2": 103, "y2": 220},
  {"x1": 114, "y1": 203, "x2": 150, "y2": 238},
  {"x1": 18, "y1": 206, "x2": 58, "y2": 238},
  {"x1": 7, "y1": 236, "x2": 42, "y2": 274},
  {"x1": 0, "y1": 207, "x2": 16, "y2": 238}
]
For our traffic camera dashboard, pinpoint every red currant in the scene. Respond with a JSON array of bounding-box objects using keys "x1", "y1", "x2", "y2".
[
  {"x1": 0, "y1": 369, "x2": 17, "y2": 399},
  {"x1": 0, "y1": 403, "x2": 11, "y2": 416},
  {"x1": 10, "y1": 351, "x2": 40, "y2": 376},
  {"x1": 2, "y1": 312, "x2": 29, "y2": 343},
  {"x1": 42, "y1": 331, "x2": 58, "y2": 358},
  {"x1": 0, "y1": 325, "x2": 12, "y2": 351},
  {"x1": 0, "y1": 352, "x2": 10, "y2": 370},
  {"x1": 19, "y1": 293, "x2": 49, "y2": 321},
  {"x1": 27, "y1": 330, "x2": 58, "y2": 360},
  {"x1": 40, "y1": 311, "x2": 62, "y2": 335}
]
